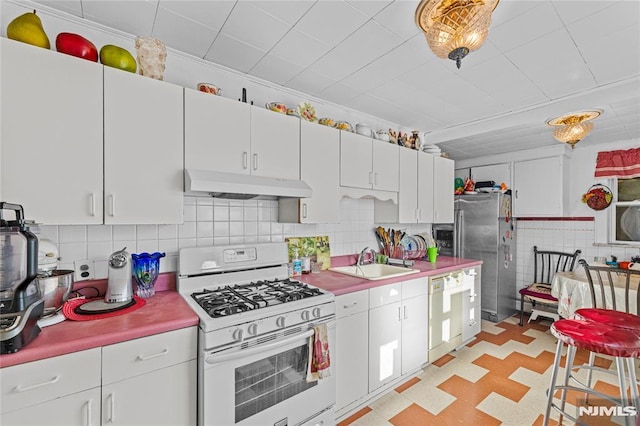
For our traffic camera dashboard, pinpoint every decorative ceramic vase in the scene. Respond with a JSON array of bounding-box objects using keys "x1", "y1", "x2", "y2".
[
  {"x1": 135, "y1": 36, "x2": 166, "y2": 80},
  {"x1": 412, "y1": 131, "x2": 421, "y2": 150},
  {"x1": 132, "y1": 252, "x2": 165, "y2": 298}
]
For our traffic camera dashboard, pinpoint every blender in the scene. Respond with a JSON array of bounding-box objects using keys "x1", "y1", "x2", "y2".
[{"x1": 0, "y1": 202, "x2": 44, "y2": 354}]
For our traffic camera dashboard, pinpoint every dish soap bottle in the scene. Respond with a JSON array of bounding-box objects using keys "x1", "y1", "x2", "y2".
[{"x1": 292, "y1": 249, "x2": 302, "y2": 276}]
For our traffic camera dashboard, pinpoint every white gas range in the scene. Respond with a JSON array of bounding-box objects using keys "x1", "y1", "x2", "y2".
[{"x1": 178, "y1": 242, "x2": 336, "y2": 426}]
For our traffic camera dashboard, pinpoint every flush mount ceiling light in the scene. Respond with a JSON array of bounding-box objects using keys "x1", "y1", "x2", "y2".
[
  {"x1": 546, "y1": 110, "x2": 602, "y2": 149},
  {"x1": 415, "y1": 0, "x2": 500, "y2": 69}
]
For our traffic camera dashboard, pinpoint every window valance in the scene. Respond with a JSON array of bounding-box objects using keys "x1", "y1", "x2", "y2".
[{"x1": 594, "y1": 147, "x2": 640, "y2": 179}]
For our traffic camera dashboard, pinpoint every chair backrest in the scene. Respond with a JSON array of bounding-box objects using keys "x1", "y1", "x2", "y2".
[
  {"x1": 579, "y1": 259, "x2": 640, "y2": 314},
  {"x1": 533, "y1": 246, "x2": 581, "y2": 284}
]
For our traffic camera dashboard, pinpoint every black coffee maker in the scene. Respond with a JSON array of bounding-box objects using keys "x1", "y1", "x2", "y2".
[{"x1": 0, "y1": 202, "x2": 43, "y2": 354}]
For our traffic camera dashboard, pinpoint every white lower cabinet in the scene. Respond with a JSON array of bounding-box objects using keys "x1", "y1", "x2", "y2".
[
  {"x1": 335, "y1": 290, "x2": 369, "y2": 412},
  {"x1": 0, "y1": 327, "x2": 197, "y2": 426},
  {"x1": 461, "y1": 266, "x2": 482, "y2": 343},
  {"x1": 368, "y1": 278, "x2": 427, "y2": 393}
]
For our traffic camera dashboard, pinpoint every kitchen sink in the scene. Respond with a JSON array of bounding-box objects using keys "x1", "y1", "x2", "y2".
[{"x1": 329, "y1": 264, "x2": 420, "y2": 281}]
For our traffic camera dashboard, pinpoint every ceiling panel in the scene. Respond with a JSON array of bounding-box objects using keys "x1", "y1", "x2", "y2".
[{"x1": 14, "y1": 0, "x2": 639, "y2": 162}]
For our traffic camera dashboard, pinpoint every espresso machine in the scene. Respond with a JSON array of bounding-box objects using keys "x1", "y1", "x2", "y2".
[{"x1": 0, "y1": 202, "x2": 44, "y2": 354}]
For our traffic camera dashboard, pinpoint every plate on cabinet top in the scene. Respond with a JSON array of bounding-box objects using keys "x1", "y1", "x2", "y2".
[{"x1": 297, "y1": 102, "x2": 317, "y2": 122}]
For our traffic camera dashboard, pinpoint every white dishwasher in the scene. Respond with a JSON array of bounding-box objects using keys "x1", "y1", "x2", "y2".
[{"x1": 428, "y1": 271, "x2": 465, "y2": 363}]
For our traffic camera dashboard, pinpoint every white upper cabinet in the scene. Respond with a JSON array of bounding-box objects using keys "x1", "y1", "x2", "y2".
[
  {"x1": 513, "y1": 156, "x2": 568, "y2": 217},
  {"x1": 395, "y1": 149, "x2": 435, "y2": 223},
  {"x1": 340, "y1": 132, "x2": 399, "y2": 191},
  {"x1": 250, "y1": 107, "x2": 300, "y2": 180},
  {"x1": 433, "y1": 156, "x2": 454, "y2": 223},
  {"x1": 103, "y1": 67, "x2": 184, "y2": 224},
  {"x1": 184, "y1": 91, "x2": 300, "y2": 180},
  {"x1": 279, "y1": 120, "x2": 340, "y2": 223},
  {"x1": 1, "y1": 38, "x2": 103, "y2": 224},
  {"x1": 417, "y1": 152, "x2": 436, "y2": 223},
  {"x1": 184, "y1": 88, "x2": 251, "y2": 174}
]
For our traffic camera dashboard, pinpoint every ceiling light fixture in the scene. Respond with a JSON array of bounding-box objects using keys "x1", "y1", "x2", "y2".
[
  {"x1": 415, "y1": 0, "x2": 500, "y2": 69},
  {"x1": 546, "y1": 110, "x2": 602, "y2": 149}
]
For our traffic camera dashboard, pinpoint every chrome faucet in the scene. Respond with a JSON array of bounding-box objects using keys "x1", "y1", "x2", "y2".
[{"x1": 357, "y1": 247, "x2": 377, "y2": 266}]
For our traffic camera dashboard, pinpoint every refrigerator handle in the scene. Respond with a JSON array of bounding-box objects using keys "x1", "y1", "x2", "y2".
[{"x1": 455, "y1": 209, "x2": 463, "y2": 258}]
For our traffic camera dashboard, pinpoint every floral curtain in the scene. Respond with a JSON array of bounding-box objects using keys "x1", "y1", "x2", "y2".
[{"x1": 594, "y1": 147, "x2": 640, "y2": 179}]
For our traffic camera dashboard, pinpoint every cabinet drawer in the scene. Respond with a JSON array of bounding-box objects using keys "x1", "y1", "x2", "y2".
[
  {"x1": 402, "y1": 278, "x2": 427, "y2": 299},
  {"x1": 336, "y1": 290, "x2": 368, "y2": 318},
  {"x1": 0, "y1": 348, "x2": 101, "y2": 413},
  {"x1": 102, "y1": 327, "x2": 196, "y2": 385},
  {"x1": 369, "y1": 283, "x2": 401, "y2": 308}
]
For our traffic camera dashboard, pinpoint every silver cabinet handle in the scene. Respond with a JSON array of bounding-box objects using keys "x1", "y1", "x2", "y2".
[
  {"x1": 253, "y1": 153, "x2": 258, "y2": 170},
  {"x1": 403, "y1": 305, "x2": 408, "y2": 320},
  {"x1": 343, "y1": 302, "x2": 358, "y2": 309},
  {"x1": 85, "y1": 399, "x2": 93, "y2": 426},
  {"x1": 109, "y1": 194, "x2": 115, "y2": 217},
  {"x1": 374, "y1": 172, "x2": 379, "y2": 186},
  {"x1": 14, "y1": 375, "x2": 60, "y2": 392},
  {"x1": 368, "y1": 172, "x2": 374, "y2": 185},
  {"x1": 106, "y1": 392, "x2": 115, "y2": 423},
  {"x1": 136, "y1": 348, "x2": 169, "y2": 361},
  {"x1": 302, "y1": 203, "x2": 308, "y2": 218},
  {"x1": 397, "y1": 307, "x2": 402, "y2": 321},
  {"x1": 89, "y1": 193, "x2": 96, "y2": 217},
  {"x1": 242, "y1": 152, "x2": 248, "y2": 169}
]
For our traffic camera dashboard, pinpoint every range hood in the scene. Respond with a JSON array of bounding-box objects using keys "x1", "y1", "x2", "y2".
[{"x1": 185, "y1": 169, "x2": 312, "y2": 200}]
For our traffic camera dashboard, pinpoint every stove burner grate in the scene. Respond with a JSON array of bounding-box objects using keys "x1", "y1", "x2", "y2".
[{"x1": 191, "y1": 278, "x2": 323, "y2": 318}]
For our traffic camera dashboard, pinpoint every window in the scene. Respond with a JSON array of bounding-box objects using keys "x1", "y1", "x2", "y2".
[{"x1": 611, "y1": 177, "x2": 640, "y2": 245}]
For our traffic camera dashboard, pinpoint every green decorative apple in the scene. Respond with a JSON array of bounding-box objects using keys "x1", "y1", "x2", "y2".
[
  {"x1": 7, "y1": 10, "x2": 50, "y2": 49},
  {"x1": 99, "y1": 44, "x2": 137, "y2": 73}
]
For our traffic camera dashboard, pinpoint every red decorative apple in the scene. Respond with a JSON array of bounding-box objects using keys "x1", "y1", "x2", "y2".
[{"x1": 55, "y1": 32, "x2": 98, "y2": 62}]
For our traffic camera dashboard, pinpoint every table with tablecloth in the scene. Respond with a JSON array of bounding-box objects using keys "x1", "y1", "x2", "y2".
[{"x1": 551, "y1": 270, "x2": 640, "y2": 318}]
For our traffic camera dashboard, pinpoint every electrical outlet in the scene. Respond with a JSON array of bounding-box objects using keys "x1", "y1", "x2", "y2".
[{"x1": 74, "y1": 259, "x2": 94, "y2": 281}]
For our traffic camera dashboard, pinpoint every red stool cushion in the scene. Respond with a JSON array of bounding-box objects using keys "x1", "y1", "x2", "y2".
[
  {"x1": 551, "y1": 319, "x2": 640, "y2": 358},
  {"x1": 575, "y1": 308, "x2": 640, "y2": 331}
]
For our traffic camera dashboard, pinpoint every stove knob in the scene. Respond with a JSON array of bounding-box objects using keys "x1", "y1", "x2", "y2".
[
  {"x1": 247, "y1": 323, "x2": 258, "y2": 336},
  {"x1": 276, "y1": 316, "x2": 286, "y2": 328},
  {"x1": 301, "y1": 310, "x2": 310, "y2": 321},
  {"x1": 232, "y1": 328, "x2": 243, "y2": 342},
  {"x1": 312, "y1": 307, "x2": 321, "y2": 318}
]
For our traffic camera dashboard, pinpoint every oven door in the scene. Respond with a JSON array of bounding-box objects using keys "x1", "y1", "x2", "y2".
[{"x1": 200, "y1": 321, "x2": 336, "y2": 426}]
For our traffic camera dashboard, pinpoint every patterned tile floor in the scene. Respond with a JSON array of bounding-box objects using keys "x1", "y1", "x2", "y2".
[{"x1": 338, "y1": 315, "x2": 633, "y2": 426}]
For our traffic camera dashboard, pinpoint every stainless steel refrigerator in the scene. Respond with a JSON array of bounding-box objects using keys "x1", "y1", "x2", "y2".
[{"x1": 454, "y1": 192, "x2": 516, "y2": 322}]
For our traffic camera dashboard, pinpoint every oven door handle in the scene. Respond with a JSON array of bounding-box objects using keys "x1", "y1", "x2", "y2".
[{"x1": 205, "y1": 328, "x2": 316, "y2": 366}]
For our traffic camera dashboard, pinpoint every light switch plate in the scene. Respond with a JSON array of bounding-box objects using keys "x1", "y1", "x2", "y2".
[{"x1": 74, "y1": 259, "x2": 94, "y2": 281}]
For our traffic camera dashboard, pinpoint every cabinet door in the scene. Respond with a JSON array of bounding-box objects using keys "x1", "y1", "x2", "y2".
[
  {"x1": 1, "y1": 388, "x2": 101, "y2": 426},
  {"x1": 102, "y1": 360, "x2": 196, "y2": 425},
  {"x1": 417, "y1": 152, "x2": 435, "y2": 223},
  {"x1": 513, "y1": 156, "x2": 563, "y2": 216},
  {"x1": 433, "y1": 156, "x2": 454, "y2": 223},
  {"x1": 401, "y1": 294, "x2": 428, "y2": 374},
  {"x1": 369, "y1": 302, "x2": 401, "y2": 392},
  {"x1": 103, "y1": 67, "x2": 184, "y2": 224},
  {"x1": 335, "y1": 311, "x2": 368, "y2": 411},
  {"x1": 0, "y1": 38, "x2": 103, "y2": 224},
  {"x1": 398, "y1": 149, "x2": 418, "y2": 223},
  {"x1": 340, "y1": 131, "x2": 372, "y2": 189},
  {"x1": 372, "y1": 141, "x2": 399, "y2": 192},
  {"x1": 298, "y1": 120, "x2": 340, "y2": 223},
  {"x1": 184, "y1": 88, "x2": 251, "y2": 175},
  {"x1": 250, "y1": 107, "x2": 300, "y2": 180}
]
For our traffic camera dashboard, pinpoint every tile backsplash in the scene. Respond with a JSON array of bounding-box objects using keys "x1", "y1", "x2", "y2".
[
  {"x1": 38, "y1": 196, "x2": 427, "y2": 279},
  {"x1": 515, "y1": 220, "x2": 640, "y2": 291}
]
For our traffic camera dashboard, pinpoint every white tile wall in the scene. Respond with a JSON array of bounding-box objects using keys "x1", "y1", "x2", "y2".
[
  {"x1": 37, "y1": 196, "x2": 428, "y2": 279},
  {"x1": 515, "y1": 220, "x2": 640, "y2": 291}
]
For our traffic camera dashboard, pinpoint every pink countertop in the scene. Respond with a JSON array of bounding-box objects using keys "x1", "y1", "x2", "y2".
[
  {"x1": 296, "y1": 255, "x2": 482, "y2": 296},
  {"x1": 0, "y1": 273, "x2": 198, "y2": 369}
]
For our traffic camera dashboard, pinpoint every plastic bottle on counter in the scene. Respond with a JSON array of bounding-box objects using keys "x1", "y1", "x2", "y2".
[{"x1": 292, "y1": 249, "x2": 302, "y2": 276}]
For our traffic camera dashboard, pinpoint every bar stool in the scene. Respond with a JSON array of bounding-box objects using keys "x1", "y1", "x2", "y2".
[{"x1": 544, "y1": 260, "x2": 640, "y2": 425}]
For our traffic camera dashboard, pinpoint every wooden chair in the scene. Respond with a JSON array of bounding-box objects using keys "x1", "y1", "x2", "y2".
[
  {"x1": 518, "y1": 246, "x2": 581, "y2": 326},
  {"x1": 544, "y1": 261, "x2": 640, "y2": 426}
]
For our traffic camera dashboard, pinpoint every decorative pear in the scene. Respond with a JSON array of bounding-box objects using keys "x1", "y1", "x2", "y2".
[{"x1": 7, "y1": 10, "x2": 50, "y2": 49}]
